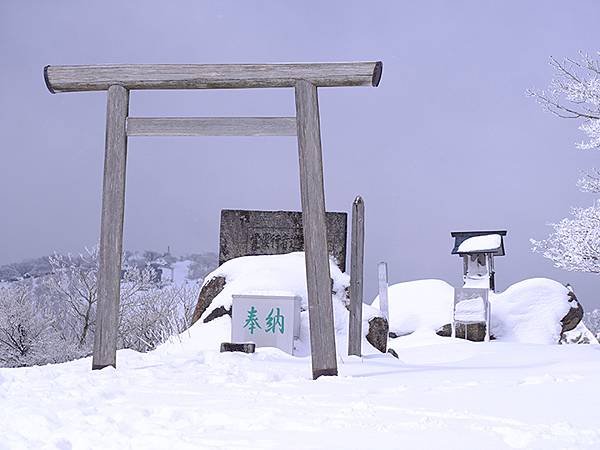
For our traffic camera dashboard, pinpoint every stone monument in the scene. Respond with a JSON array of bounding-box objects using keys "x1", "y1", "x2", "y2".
[
  {"x1": 219, "y1": 209, "x2": 347, "y2": 271},
  {"x1": 191, "y1": 209, "x2": 348, "y2": 325}
]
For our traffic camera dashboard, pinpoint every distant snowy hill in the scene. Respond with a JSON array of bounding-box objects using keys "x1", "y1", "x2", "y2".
[{"x1": 0, "y1": 250, "x2": 218, "y2": 285}]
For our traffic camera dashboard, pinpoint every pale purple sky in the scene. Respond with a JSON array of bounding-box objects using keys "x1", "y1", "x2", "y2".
[{"x1": 1, "y1": 1, "x2": 600, "y2": 308}]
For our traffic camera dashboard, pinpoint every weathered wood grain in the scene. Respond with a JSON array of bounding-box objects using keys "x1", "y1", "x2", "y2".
[
  {"x1": 295, "y1": 80, "x2": 338, "y2": 379},
  {"x1": 126, "y1": 117, "x2": 297, "y2": 136},
  {"x1": 92, "y1": 85, "x2": 129, "y2": 370},
  {"x1": 44, "y1": 62, "x2": 382, "y2": 92},
  {"x1": 348, "y1": 196, "x2": 365, "y2": 357}
]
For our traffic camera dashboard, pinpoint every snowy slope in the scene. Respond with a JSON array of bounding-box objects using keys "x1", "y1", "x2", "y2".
[
  {"x1": 3, "y1": 256, "x2": 600, "y2": 449},
  {"x1": 1, "y1": 333, "x2": 600, "y2": 449}
]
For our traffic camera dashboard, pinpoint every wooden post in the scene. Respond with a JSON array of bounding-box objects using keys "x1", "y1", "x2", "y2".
[
  {"x1": 92, "y1": 85, "x2": 129, "y2": 370},
  {"x1": 378, "y1": 262, "x2": 389, "y2": 320},
  {"x1": 294, "y1": 79, "x2": 338, "y2": 379},
  {"x1": 348, "y1": 196, "x2": 365, "y2": 356}
]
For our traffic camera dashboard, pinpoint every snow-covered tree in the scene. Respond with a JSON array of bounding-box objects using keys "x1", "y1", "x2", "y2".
[
  {"x1": 530, "y1": 52, "x2": 600, "y2": 271},
  {"x1": 0, "y1": 283, "x2": 73, "y2": 367},
  {"x1": 583, "y1": 309, "x2": 600, "y2": 339},
  {"x1": 119, "y1": 284, "x2": 197, "y2": 352},
  {"x1": 531, "y1": 202, "x2": 600, "y2": 273},
  {"x1": 528, "y1": 52, "x2": 600, "y2": 150},
  {"x1": 46, "y1": 248, "x2": 99, "y2": 349},
  {"x1": 1, "y1": 248, "x2": 206, "y2": 367},
  {"x1": 46, "y1": 246, "x2": 155, "y2": 353}
]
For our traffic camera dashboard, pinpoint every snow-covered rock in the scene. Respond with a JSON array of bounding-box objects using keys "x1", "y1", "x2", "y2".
[
  {"x1": 560, "y1": 321, "x2": 599, "y2": 344},
  {"x1": 190, "y1": 252, "x2": 386, "y2": 355},
  {"x1": 490, "y1": 278, "x2": 576, "y2": 344}
]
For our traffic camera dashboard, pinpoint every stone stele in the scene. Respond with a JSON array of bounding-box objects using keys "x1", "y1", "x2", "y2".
[{"x1": 219, "y1": 209, "x2": 348, "y2": 271}]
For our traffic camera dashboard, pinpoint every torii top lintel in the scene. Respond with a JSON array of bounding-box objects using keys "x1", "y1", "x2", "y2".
[{"x1": 44, "y1": 61, "x2": 383, "y2": 93}]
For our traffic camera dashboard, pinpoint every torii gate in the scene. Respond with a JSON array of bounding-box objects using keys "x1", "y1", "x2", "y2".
[{"x1": 44, "y1": 61, "x2": 383, "y2": 379}]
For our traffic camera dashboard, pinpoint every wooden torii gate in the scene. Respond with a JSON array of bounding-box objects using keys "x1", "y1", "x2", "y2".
[{"x1": 44, "y1": 61, "x2": 383, "y2": 379}]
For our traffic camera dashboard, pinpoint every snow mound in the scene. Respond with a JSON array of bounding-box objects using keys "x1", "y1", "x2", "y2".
[
  {"x1": 187, "y1": 252, "x2": 381, "y2": 356},
  {"x1": 490, "y1": 278, "x2": 574, "y2": 344},
  {"x1": 374, "y1": 277, "x2": 586, "y2": 344},
  {"x1": 199, "y1": 252, "x2": 349, "y2": 316},
  {"x1": 372, "y1": 279, "x2": 454, "y2": 335}
]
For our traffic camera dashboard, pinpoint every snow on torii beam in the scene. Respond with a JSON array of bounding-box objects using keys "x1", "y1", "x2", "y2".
[{"x1": 44, "y1": 62, "x2": 383, "y2": 380}]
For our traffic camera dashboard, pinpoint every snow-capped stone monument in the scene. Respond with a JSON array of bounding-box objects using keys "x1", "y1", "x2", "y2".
[{"x1": 193, "y1": 209, "x2": 347, "y2": 324}]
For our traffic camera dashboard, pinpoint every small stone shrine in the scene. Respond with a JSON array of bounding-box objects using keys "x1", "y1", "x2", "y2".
[
  {"x1": 219, "y1": 209, "x2": 348, "y2": 271},
  {"x1": 450, "y1": 230, "x2": 507, "y2": 341}
]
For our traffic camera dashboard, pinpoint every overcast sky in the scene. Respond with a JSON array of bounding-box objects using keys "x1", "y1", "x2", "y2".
[{"x1": 2, "y1": 1, "x2": 600, "y2": 309}]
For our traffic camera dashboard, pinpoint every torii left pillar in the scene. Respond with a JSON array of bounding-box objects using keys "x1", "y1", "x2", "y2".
[{"x1": 92, "y1": 85, "x2": 129, "y2": 369}]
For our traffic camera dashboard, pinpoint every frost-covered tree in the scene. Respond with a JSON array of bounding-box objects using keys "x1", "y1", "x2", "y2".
[
  {"x1": 47, "y1": 248, "x2": 99, "y2": 348},
  {"x1": 1, "y1": 247, "x2": 205, "y2": 367},
  {"x1": 531, "y1": 202, "x2": 600, "y2": 273},
  {"x1": 529, "y1": 52, "x2": 600, "y2": 149},
  {"x1": 46, "y1": 246, "x2": 155, "y2": 353},
  {"x1": 0, "y1": 283, "x2": 73, "y2": 367},
  {"x1": 530, "y1": 52, "x2": 600, "y2": 271},
  {"x1": 583, "y1": 309, "x2": 600, "y2": 339},
  {"x1": 118, "y1": 284, "x2": 197, "y2": 352}
]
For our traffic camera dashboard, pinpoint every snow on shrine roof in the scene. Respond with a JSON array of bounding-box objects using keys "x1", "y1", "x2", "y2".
[{"x1": 451, "y1": 230, "x2": 507, "y2": 256}]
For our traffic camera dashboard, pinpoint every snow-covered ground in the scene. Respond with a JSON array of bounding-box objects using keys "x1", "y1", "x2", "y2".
[
  {"x1": 1, "y1": 328, "x2": 599, "y2": 449},
  {"x1": 2, "y1": 253, "x2": 600, "y2": 449}
]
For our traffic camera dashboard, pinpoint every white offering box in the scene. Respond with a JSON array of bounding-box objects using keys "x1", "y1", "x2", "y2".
[{"x1": 231, "y1": 294, "x2": 301, "y2": 355}]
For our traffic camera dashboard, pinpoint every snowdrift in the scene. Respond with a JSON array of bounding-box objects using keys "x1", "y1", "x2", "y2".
[
  {"x1": 373, "y1": 278, "x2": 597, "y2": 344},
  {"x1": 491, "y1": 278, "x2": 573, "y2": 344},
  {"x1": 371, "y1": 279, "x2": 453, "y2": 336}
]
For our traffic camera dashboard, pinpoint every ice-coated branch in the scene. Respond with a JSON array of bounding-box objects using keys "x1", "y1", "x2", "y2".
[{"x1": 528, "y1": 52, "x2": 600, "y2": 149}]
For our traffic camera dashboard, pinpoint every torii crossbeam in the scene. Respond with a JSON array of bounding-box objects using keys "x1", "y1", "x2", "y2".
[{"x1": 44, "y1": 61, "x2": 383, "y2": 380}]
